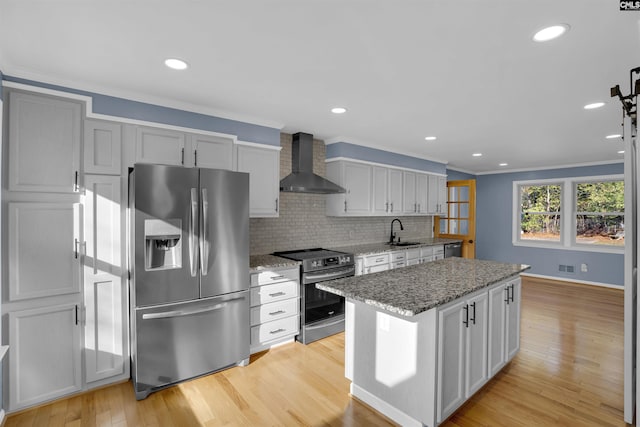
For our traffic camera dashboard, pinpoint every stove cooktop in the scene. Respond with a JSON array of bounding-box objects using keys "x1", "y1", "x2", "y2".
[{"x1": 273, "y1": 248, "x2": 354, "y2": 271}]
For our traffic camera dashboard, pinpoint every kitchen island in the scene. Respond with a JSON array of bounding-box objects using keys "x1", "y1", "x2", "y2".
[{"x1": 317, "y1": 257, "x2": 530, "y2": 427}]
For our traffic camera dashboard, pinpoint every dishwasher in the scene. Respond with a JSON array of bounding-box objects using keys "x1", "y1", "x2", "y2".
[{"x1": 444, "y1": 242, "x2": 462, "y2": 258}]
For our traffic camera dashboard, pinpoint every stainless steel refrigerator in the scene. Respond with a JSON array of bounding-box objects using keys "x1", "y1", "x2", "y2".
[{"x1": 128, "y1": 163, "x2": 250, "y2": 400}]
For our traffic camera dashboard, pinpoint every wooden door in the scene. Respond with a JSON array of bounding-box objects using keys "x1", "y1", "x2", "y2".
[{"x1": 436, "y1": 179, "x2": 476, "y2": 258}]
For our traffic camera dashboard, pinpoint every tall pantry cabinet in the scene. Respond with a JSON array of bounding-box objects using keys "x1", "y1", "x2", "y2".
[{"x1": 2, "y1": 90, "x2": 128, "y2": 411}]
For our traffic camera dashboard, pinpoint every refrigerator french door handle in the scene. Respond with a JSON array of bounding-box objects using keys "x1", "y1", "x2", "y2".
[
  {"x1": 142, "y1": 302, "x2": 228, "y2": 320},
  {"x1": 200, "y1": 188, "x2": 209, "y2": 276},
  {"x1": 189, "y1": 188, "x2": 198, "y2": 277}
]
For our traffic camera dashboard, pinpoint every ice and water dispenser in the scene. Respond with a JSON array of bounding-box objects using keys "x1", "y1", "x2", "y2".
[{"x1": 144, "y1": 219, "x2": 182, "y2": 270}]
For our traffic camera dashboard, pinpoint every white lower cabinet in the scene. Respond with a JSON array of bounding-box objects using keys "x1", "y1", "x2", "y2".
[
  {"x1": 250, "y1": 266, "x2": 300, "y2": 353},
  {"x1": 363, "y1": 253, "x2": 390, "y2": 274},
  {"x1": 437, "y1": 290, "x2": 489, "y2": 423},
  {"x1": 488, "y1": 278, "x2": 521, "y2": 377},
  {"x1": 9, "y1": 302, "x2": 82, "y2": 410}
]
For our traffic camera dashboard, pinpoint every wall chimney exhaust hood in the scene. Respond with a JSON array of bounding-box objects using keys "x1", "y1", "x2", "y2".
[{"x1": 280, "y1": 132, "x2": 346, "y2": 194}]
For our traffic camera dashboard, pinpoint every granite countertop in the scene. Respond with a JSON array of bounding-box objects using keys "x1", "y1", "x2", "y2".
[
  {"x1": 249, "y1": 254, "x2": 300, "y2": 271},
  {"x1": 317, "y1": 257, "x2": 530, "y2": 317},
  {"x1": 330, "y1": 237, "x2": 463, "y2": 257}
]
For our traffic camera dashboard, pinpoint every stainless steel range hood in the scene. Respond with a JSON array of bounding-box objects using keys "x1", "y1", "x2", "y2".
[{"x1": 280, "y1": 132, "x2": 346, "y2": 194}]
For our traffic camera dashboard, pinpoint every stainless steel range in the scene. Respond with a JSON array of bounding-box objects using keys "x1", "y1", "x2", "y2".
[{"x1": 273, "y1": 248, "x2": 355, "y2": 344}]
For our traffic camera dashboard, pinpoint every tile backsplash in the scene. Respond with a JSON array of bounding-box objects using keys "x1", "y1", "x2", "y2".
[{"x1": 249, "y1": 133, "x2": 434, "y2": 255}]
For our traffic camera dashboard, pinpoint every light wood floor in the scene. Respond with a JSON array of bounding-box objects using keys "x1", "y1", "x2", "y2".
[{"x1": 5, "y1": 277, "x2": 626, "y2": 426}]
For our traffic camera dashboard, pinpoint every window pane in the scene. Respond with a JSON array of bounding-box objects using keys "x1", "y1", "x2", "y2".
[
  {"x1": 576, "y1": 181, "x2": 624, "y2": 213},
  {"x1": 520, "y1": 213, "x2": 561, "y2": 241},
  {"x1": 459, "y1": 220, "x2": 468, "y2": 234},
  {"x1": 575, "y1": 214, "x2": 624, "y2": 246},
  {"x1": 459, "y1": 203, "x2": 469, "y2": 218},
  {"x1": 459, "y1": 186, "x2": 469, "y2": 202},
  {"x1": 449, "y1": 187, "x2": 457, "y2": 202},
  {"x1": 521, "y1": 184, "x2": 561, "y2": 213},
  {"x1": 450, "y1": 203, "x2": 458, "y2": 218},
  {"x1": 440, "y1": 218, "x2": 447, "y2": 233},
  {"x1": 450, "y1": 219, "x2": 458, "y2": 234}
]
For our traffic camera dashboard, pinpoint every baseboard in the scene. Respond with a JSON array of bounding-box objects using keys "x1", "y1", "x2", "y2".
[
  {"x1": 0, "y1": 409, "x2": 6, "y2": 426},
  {"x1": 521, "y1": 272, "x2": 623, "y2": 290},
  {"x1": 350, "y1": 383, "x2": 424, "y2": 427}
]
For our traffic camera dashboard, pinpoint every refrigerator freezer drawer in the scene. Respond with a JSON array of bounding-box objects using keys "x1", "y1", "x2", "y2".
[
  {"x1": 250, "y1": 280, "x2": 298, "y2": 307},
  {"x1": 251, "y1": 315, "x2": 299, "y2": 346},
  {"x1": 132, "y1": 291, "x2": 249, "y2": 400},
  {"x1": 250, "y1": 297, "x2": 299, "y2": 326}
]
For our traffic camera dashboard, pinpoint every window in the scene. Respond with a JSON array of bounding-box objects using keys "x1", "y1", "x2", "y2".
[
  {"x1": 519, "y1": 183, "x2": 562, "y2": 242},
  {"x1": 513, "y1": 175, "x2": 624, "y2": 253},
  {"x1": 575, "y1": 181, "x2": 624, "y2": 247}
]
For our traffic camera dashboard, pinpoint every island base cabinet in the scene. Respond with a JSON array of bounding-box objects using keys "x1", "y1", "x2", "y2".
[
  {"x1": 348, "y1": 300, "x2": 438, "y2": 427},
  {"x1": 488, "y1": 278, "x2": 521, "y2": 377}
]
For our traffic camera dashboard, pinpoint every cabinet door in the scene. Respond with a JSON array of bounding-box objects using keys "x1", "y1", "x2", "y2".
[
  {"x1": 236, "y1": 144, "x2": 279, "y2": 217},
  {"x1": 403, "y1": 171, "x2": 417, "y2": 214},
  {"x1": 372, "y1": 167, "x2": 389, "y2": 214},
  {"x1": 9, "y1": 303, "x2": 82, "y2": 410},
  {"x1": 388, "y1": 169, "x2": 403, "y2": 214},
  {"x1": 84, "y1": 175, "x2": 125, "y2": 383},
  {"x1": 9, "y1": 202, "x2": 82, "y2": 301},
  {"x1": 136, "y1": 126, "x2": 185, "y2": 166},
  {"x1": 416, "y1": 174, "x2": 429, "y2": 214},
  {"x1": 488, "y1": 284, "x2": 507, "y2": 376},
  {"x1": 9, "y1": 91, "x2": 81, "y2": 193},
  {"x1": 190, "y1": 134, "x2": 234, "y2": 170},
  {"x1": 428, "y1": 175, "x2": 440, "y2": 213},
  {"x1": 438, "y1": 176, "x2": 448, "y2": 215},
  {"x1": 344, "y1": 162, "x2": 372, "y2": 215},
  {"x1": 437, "y1": 299, "x2": 466, "y2": 423},
  {"x1": 506, "y1": 279, "x2": 521, "y2": 361},
  {"x1": 465, "y1": 291, "x2": 489, "y2": 397},
  {"x1": 84, "y1": 120, "x2": 122, "y2": 174}
]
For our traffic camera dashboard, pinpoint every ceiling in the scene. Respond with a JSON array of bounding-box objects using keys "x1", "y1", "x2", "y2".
[{"x1": 1, "y1": 1, "x2": 639, "y2": 174}]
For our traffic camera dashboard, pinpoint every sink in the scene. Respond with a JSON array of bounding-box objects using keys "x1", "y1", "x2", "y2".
[{"x1": 388, "y1": 241, "x2": 421, "y2": 247}]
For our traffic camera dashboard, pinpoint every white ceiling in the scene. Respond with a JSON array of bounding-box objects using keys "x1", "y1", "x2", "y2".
[{"x1": 1, "y1": 1, "x2": 639, "y2": 174}]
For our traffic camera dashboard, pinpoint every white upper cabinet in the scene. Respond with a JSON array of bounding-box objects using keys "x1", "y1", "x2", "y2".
[
  {"x1": 189, "y1": 134, "x2": 234, "y2": 170},
  {"x1": 372, "y1": 167, "x2": 389, "y2": 215},
  {"x1": 326, "y1": 161, "x2": 372, "y2": 216},
  {"x1": 135, "y1": 126, "x2": 186, "y2": 166},
  {"x1": 416, "y1": 174, "x2": 429, "y2": 214},
  {"x1": 388, "y1": 169, "x2": 403, "y2": 215},
  {"x1": 84, "y1": 120, "x2": 122, "y2": 175},
  {"x1": 8, "y1": 202, "x2": 82, "y2": 301},
  {"x1": 403, "y1": 171, "x2": 417, "y2": 214},
  {"x1": 428, "y1": 175, "x2": 447, "y2": 215},
  {"x1": 8, "y1": 91, "x2": 81, "y2": 193},
  {"x1": 236, "y1": 143, "x2": 280, "y2": 218}
]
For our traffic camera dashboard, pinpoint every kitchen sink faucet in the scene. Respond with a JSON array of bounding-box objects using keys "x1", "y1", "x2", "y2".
[{"x1": 389, "y1": 218, "x2": 404, "y2": 244}]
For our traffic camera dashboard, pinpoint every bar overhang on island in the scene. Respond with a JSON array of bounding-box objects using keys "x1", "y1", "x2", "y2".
[{"x1": 317, "y1": 257, "x2": 531, "y2": 427}]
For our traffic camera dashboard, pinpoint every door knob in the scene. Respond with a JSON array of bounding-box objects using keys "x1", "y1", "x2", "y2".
[{"x1": 469, "y1": 240, "x2": 474, "y2": 244}]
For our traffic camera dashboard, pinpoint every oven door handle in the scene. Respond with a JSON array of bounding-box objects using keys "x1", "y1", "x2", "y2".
[{"x1": 304, "y1": 266, "x2": 355, "y2": 282}]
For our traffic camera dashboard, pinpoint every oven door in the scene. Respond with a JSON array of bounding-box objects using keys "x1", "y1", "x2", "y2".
[{"x1": 299, "y1": 265, "x2": 355, "y2": 344}]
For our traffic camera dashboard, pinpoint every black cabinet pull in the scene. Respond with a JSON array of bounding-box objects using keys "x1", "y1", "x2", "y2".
[
  {"x1": 194, "y1": 150, "x2": 198, "y2": 166},
  {"x1": 504, "y1": 287, "x2": 510, "y2": 304},
  {"x1": 75, "y1": 305, "x2": 79, "y2": 325},
  {"x1": 463, "y1": 304, "x2": 469, "y2": 328},
  {"x1": 181, "y1": 148, "x2": 185, "y2": 165},
  {"x1": 510, "y1": 284, "x2": 515, "y2": 303},
  {"x1": 275, "y1": 198, "x2": 279, "y2": 212},
  {"x1": 470, "y1": 302, "x2": 476, "y2": 325}
]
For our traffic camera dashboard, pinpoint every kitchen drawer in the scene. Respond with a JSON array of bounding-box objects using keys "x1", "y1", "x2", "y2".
[
  {"x1": 250, "y1": 298, "x2": 299, "y2": 326},
  {"x1": 250, "y1": 280, "x2": 298, "y2": 307},
  {"x1": 420, "y1": 246, "x2": 434, "y2": 257},
  {"x1": 421, "y1": 255, "x2": 435, "y2": 263},
  {"x1": 363, "y1": 253, "x2": 390, "y2": 267},
  {"x1": 433, "y1": 245, "x2": 445, "y2": 256},
  {"x1": 391, "y1": 261, "x2": 406, "y2": 269},
  {"x1": 251, "y1": 315, "x2": 299, "y2": 345},
  {"x1": 406, "y1": 248, "x2": 420, "y2": 260},
  {"x1": 390, "y1": 251, "x2": 406, "y2": 262},
  {"x1": 366, "y1": 263, "x2": 390, "y2": 274},
  {"x1": 407, "y1": 259, "x2": 420, "y2": 266},
  {"x1": 250, "y1": 267, "x2": 299, "y2": 287}
]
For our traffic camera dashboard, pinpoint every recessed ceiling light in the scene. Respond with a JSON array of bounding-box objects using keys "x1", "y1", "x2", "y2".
[
  {"x1": 424, "y1": 136, "x2": 437, "y2": 141},
  {"x1": 472, "y1": 153, "x2": 482, "y2": 157},
  {"x1": 606, "y1": 134, "x2": 622, "y2": 139},
  {"x1": 618, "y1": 150, "x2": 625, "y2": 154},
  {"x1": 499, "y1": 163, "x2": 508, "y2": 166},
  {"x1": 533, "y1": 24, "x2": 570, "y2": 42},
  {"x1": 331, "y1": 107, "x2": 347, "y2": 114},
  {"x1": 584, "y1": 102, "x2": 605, "y2": 110},
  {"x1": 165, "y1": 58, "x2": 188, "y2": 70}
]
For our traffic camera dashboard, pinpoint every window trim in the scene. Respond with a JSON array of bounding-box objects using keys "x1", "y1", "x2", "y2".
[{"x1": 512, "y1": 174, "x2": 624, "y2": 254}]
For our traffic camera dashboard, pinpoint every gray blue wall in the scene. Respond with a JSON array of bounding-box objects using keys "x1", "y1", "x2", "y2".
[
  {"x1": 2, "y1": 75, "x2": 280, "y2": 146},
  {"x1": 327, "y1": 142, "x2": 446, "y2": 174},
  {"x1": 446, "y1": 168, "x2": 475, "y2": 181},
  {"x1": 476, "y1": 163, "x2": 625, "y2": 286}
]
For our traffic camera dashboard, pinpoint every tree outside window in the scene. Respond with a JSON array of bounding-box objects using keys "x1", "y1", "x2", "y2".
[
  {"x1": 519, "y1": 184, "x2": 562, "y2": 242},
  {"x1": 575, "y1": 181, "x2": 624, "y2": 247}
]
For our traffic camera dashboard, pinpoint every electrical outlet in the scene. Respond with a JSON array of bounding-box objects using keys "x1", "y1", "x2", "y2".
[
  {"x1": 581, "y1": 263, "x2": 588, "y2": 272},
  {"x1": 559, "y1": 265, "x2": 566, "y2": 272},
  {"x1": 566, "y1": 265, "x2": 575, "y2": 273}
]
